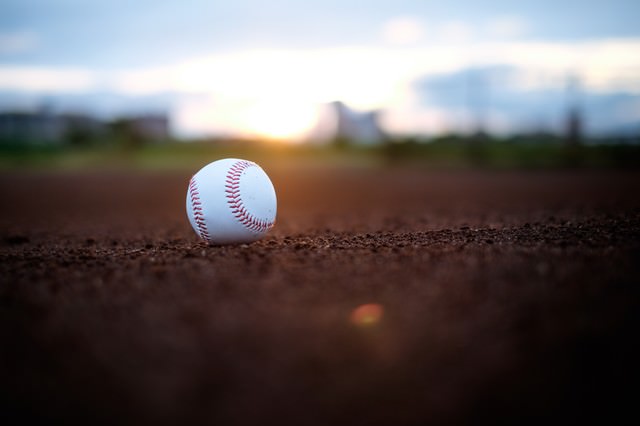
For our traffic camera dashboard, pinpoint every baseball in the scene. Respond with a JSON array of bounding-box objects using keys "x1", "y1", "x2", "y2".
[{"x1": 186, "y1": 158, "x2": 277, "y2": 245}]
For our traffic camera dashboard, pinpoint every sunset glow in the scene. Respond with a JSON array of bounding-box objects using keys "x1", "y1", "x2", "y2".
[
  {"x1": 242, "y1": 100, "x2": 318, "y2": 141},
  {"x1": 2, "y1": 0, "x2": 640, "y2": 140}
]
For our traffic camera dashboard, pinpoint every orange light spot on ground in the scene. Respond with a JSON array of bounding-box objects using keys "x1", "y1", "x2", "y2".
[{"x1": 350, "y1": 303, "x2": 384, "y2": 327}]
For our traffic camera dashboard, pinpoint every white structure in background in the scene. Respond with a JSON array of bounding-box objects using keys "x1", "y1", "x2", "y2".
[{"x1": 311, "y1": 101, "x2": 386, "y2": 144}]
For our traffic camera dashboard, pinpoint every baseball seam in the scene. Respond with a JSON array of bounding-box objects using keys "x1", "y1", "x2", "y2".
[
  {"x1": 188, "y1": 177, "x2": 212, "y2": 242},
  {"x1": 225, "y1": 160, "x2": 275, "y2": 234}
]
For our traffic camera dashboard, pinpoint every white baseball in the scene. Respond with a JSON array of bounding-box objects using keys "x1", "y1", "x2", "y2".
[{"x1": 186, "y1": 158, "x2": 277, "y2": 244}]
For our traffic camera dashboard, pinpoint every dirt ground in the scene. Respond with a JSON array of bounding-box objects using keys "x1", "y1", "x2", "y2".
[{"x1": 1, "y1": 165, "x2": 639, "y2": 425}]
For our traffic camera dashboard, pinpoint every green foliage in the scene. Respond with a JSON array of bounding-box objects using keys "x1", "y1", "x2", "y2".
[
  {"x1": 381, "y1": 134, "x2": 640, "y2": 169},
  {"x1": 0, "y1": 135, "x2": 639, "y2": 171}
]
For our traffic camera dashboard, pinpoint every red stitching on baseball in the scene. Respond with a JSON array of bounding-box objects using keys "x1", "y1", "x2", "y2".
[
  {"x1": 188, "y1": 177, "x2": 211, "y2": 242},
  {"x1": 225, "y1": 160, "x2": 275, "y2": 234}
]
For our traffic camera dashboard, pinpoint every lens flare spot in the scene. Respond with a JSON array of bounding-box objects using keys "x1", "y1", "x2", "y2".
[{"x1": 350, "y1": 303, "x2": 384, "y2": 327}]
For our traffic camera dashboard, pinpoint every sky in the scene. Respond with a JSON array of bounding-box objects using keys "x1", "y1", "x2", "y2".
[{"x1": 1, "y1": 0, "x2": 640, "y2": 139}]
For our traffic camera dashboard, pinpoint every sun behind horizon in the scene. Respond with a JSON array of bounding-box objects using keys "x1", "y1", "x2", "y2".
[{"x1": 243, "y1": 99, "x2": 318, "y2": 142}]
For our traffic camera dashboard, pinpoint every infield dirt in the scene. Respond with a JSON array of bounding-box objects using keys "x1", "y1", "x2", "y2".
[{"x1": 1, "y1": 166, "x2": 639, "y2": 425}]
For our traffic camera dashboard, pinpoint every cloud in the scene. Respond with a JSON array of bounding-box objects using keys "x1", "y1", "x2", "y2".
[
  {"x1": 108, "y1": 48, "x2": 416, "y2": 110},
  {"x1": 0, "y1": 31, "x2": 38, "y2": 54},
  {"x1": 437, "y1": 21, "x2": 474, "y2": 43},
  {"x1": 0, "y1": 66, "x2": 98, "y2": 92},
  {"x1": 414, "y1": 65, "x2": 640, "y2": 135},
  {"x1": 381, "y1": 17, "x2": 426, "y2": 45},
  {"x1": 614, "y1": 98, "x2": 640, "y2": 122},
  {"x1": 584, "y1": 93, "x2": 640, "y2": 134},
  {"x1": 485, "y1": 16, "x2": 529, "y2": 39},
  {"x1": 5, "y1": 39, "x2": 638, "y2": 103},
  {"x1": 1, "y1": 37, "x2": 639, "y2": 136}
]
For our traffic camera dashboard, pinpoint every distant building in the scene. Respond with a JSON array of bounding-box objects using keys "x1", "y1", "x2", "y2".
[
  {"x1": 0, "y1": 109, "x2": 169, "y2": 145},
  {"x1": 123, "y1": 114, "x2": 170, "y2": 142},
  {"x1": 315, "y1": 101, "x2": 386, "y2": 145},
  {"x1": 0, "y1": 109, "x2": 66, "y2": 144}
]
